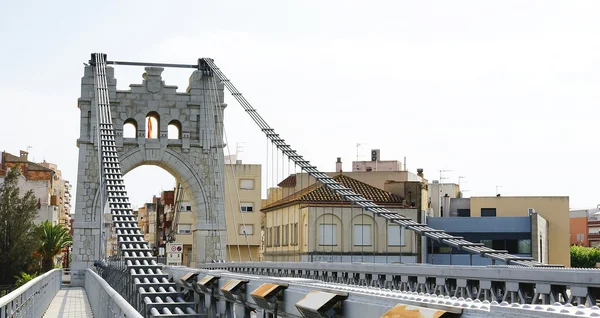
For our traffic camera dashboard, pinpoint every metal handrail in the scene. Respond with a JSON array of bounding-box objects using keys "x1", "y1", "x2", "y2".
[
  {"x1": 0, "y1": 269, "x2": 62, "y2": 317},
  {"x1": 85, "y1": 269, "x2": 142, "y2": 318}
]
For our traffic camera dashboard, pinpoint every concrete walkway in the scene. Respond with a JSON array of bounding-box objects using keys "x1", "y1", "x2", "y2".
[{"x1": 43, "y1": 287, "x2": 93, "y2": 317}]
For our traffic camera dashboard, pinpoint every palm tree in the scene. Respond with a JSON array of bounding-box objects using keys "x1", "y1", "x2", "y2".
[{"x1": 36, "y1": 221, "x2": 72, "y2": 272}]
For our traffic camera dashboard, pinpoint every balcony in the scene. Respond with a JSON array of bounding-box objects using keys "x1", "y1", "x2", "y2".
[{"x1": 588, "y1": 233, "x2": 600, "y2": 241}]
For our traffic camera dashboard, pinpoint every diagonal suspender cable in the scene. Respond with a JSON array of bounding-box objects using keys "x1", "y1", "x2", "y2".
[
  {"x1": 209, "y1": 74, "x2": 251, "y2": 261},
  {"x1": 200, "y1": 58, "x2": 552, "y2": 268}
]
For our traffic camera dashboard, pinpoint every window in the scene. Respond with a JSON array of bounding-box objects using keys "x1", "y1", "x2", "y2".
[
  {"x1": 266, "y1": 227, "x2": 272, "y2": 247},
  {"x1": 354, "y1": 224, "x2": 372, "y2": 246},
  {"x1": 178, "y1": 224, "x2": 192, "y2": 234},
  {"x1": 239, "y1": 224, "x2": 254, "y2": 235},
  {"x1": 387, "y1": 224, "x2": 404, "y2": 246},
  {"x1": 145, "y1": 112, "x2": 159, "y2": 139},
  {"x1": 292, "y1": 222, "x2": 298, "y2": 245},
  {"x1": 275, "y1": 226, "x2": 281, "y2": 246},
  {"x1": 123, "y1": 119, "x2": 137, "y2": 138},
  {"x1": 518, "y1": 239, "x2": 531, "y2": 254},
  {"x1": 240, "y1": 179, "x2": 254, "y2": 190},
  {"x1": 319, "y1": 224, "x2": 336, "y2": 246},
  {"x1": 481, "y1": 208, "x2": 496, "y2": 217},
  {"x1": 240, "y1": 202, "x2": 253, "y2": 213},
  {"x1": 283, "y1": 224, "x2": 289, "y2": 245},
  {"x1": 168, "y1": 120, "x2": 181, "y2": 139},
  {"x1": 457, "y1": 209, "x2": 471, "y2": 217}
]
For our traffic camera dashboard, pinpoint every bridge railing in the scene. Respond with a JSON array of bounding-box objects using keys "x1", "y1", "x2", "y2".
[
  {"x1": 0, "y1": 268, "x2": 61, "y2": 317},
  {"x1": 200, "y1": 261, "x2": 600, "y2": 307},
  {"x1": 85, "y1": 268, "x2": 142, "y2": 318}
]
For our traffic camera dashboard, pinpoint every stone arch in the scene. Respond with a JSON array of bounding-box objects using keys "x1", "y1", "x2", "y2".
[
  {"x1": 168, "y1": 120, "x2": 182, "y2": 139},
  {"x1": 145, "y1": 111, "x2": 160, "y2": 139},
  {"x1": 118, "y1": 147, "x2": 210, "y2": 225},
  {"x1": 123, "y1": 118, "x2": 137, "y2": 139}
]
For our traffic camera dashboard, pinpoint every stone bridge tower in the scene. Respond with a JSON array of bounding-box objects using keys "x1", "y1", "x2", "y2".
[{"x1": 72, "y1": 64, "x2": 226, "y2": 286}]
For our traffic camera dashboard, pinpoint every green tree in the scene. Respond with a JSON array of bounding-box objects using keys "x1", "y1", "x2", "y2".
[
  {"x1": 570, "y1": 245, "x2": 600, "y2": 268},
  {"x1": 36, "y1": 220, "x2": 72, "y2": 272},
  {"x1": 0, "y1": 167, "x2": 39, "y2": 285},
  {"x1": 14, "y1": 272, "x2": 37, "y2": 288}
]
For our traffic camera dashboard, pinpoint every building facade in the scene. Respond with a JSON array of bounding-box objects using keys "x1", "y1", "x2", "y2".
[
  {"x1": 261, "y1": 174, "x2": 419, "y2": 263},
  {"x1": 569, "y1": 208, "x2": 600, "y2": 248},
  {"x1": 0, "y1": 150, "x2": 71, "y2": 226},
  {"x1": 430, "y1": 196, "x2": 569, "y2": 266},
  {"x1": 223, "y1": 161, "x2": 262, "y2": 262},
  {"x1": 427, "y1": 215, "x2": 548, "y2": 265}
]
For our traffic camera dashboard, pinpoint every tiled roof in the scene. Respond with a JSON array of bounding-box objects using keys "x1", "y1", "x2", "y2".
[
  {"x1": 277, "y1": 174, "x2": 296, "y2": 187},
  {"x1": 262, "y1": 174, "x2": 404, "y2": 212},
  {"x1": 2, "y1": 152, "x2": 54, "y2": 173}
]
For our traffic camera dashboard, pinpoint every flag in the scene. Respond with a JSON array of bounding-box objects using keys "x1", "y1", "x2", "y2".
[{"x1": 147, "y1": 117, "x2": 153, "y2": 138}]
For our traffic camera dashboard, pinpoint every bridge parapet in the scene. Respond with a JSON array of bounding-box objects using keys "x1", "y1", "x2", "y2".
[
  {"x1": 199, "y1": 262, "x2": 600, "y2": 308},
  {"x1": 0, "y1": 269, "x2": 61, "y2": 317},
  {"x1": 85, "y1": 268, "x2": 142, "y2": 318},
  {"x1": 165, "y1": 265, "x2": 600, "y2": 317}
]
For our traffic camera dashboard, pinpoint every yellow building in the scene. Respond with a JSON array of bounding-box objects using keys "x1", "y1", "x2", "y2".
[
  {"x1": 223, "y1": 162, "x2": 262, "y2": 262},
  {"x1": 261, "y1": 174, "x2": 419, "y2": 263},
  {"x1": 171, "y1": 189, "x2": 195, "y2": 266},
  {"x1": 468, "y1": 196, "x2": 570, "y2": 267},
  {"x1": 166, "y1": 161, "x2": 262, "y2": 266}
]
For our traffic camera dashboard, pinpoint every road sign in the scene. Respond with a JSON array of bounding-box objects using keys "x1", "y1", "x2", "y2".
[{"x1": 167, "y1": 243, "x2": 183, "y2": 254}]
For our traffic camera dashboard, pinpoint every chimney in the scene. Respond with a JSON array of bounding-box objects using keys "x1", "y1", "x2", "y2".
[
  {"x1": 20, "y1": 150, "x2": 28, "y2": 161},
  {"x1": 335, "y1": 157, "x2": 342, "y2": 172},
  {"x1": 417, "y1": 168, "x2": 424, "y2": 178}
]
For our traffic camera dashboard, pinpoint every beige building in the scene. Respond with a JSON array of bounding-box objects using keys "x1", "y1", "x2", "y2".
[
  {"x1": 223, "y1": 161, "x2": 262, "y2": 262},
  {"x1": 468, "y1": 196, "x2": 570, "y2": 266},
  {"x1": 428, "y1": 181, "x2": 461, "y2": 217},
  {"x1": 261, "y1": 174, "x2": 419, "y2": 263},
  {"x1": 171, "y1": 188, "x2": 195, "y2": 266},
  {"x1": 39, "y1": 161, "x2": 73, "y2": 230},
  {"x1": 165, "y1": 160, "x2": 262, "y2": 266}
]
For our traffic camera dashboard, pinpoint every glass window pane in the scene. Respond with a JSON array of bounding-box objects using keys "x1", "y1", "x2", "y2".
[
  {"x1": 388, "y1": 225, "x2": 403, "y2": 246},
  {"x1": 353, "y1": 224, "x2": 371, "y2": 246},
  {"x1": 518, "y1": 239, "x2": 531, "y2": 254},
  {"x1": 319, "y1": 224, "x2": 336, "y2": 245},
  {"x1": 240, "y1": 179, "x2": 254, "y2": 190}
]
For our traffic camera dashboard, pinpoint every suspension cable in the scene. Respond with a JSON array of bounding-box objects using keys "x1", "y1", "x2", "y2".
[
  {"x1": 210, "y1": 74, "x2": 253, "y2": 261},
  {"x1": 201, "y1": 58, "x2": 545, "y2": 267}
]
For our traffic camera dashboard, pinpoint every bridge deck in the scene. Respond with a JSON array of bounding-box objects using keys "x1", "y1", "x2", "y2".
[{"x1": 43, "y1": 287, "x2": 93, "y2": 317}]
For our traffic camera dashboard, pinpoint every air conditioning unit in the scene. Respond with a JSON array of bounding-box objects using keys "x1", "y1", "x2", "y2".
[{"x1": 371, "y1": 149, "x2": 380, "y2": 162}]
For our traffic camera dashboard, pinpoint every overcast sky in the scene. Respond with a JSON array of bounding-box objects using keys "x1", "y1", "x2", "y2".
[{"x1": 1, "y1": 1, "x2": 599, "y2": 210}]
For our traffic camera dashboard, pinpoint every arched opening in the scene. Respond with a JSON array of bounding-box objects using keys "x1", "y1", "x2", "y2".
[
  {"x1": 315, "y1": 213, "x2": 343, "y2": 256},
  {"x1": 351, "y1": 214, "x2": 377, "y2": 252},
  {"x1": 123, "y1": 119, "x2": 137, "y2": 138},
  {"x1": 145, "y1": 112, "x2": 160, "y2": 139},
  {"x1": 168, "y1": 120, "x2": 182, "y2": 139}
]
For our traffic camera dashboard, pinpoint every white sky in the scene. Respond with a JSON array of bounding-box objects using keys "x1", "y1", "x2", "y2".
[{"x1": 1, "y1": 1, "x2": 599, "y2": 210}]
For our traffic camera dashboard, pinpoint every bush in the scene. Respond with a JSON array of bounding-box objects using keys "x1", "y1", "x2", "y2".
[{"x1": 570, "y1": 245, "x2": 600, "y2": 268}]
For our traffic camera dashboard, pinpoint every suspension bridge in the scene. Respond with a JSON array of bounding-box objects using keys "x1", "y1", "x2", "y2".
[{"x1": 1, "y1": 53, "x2": 599, "y2": 317}]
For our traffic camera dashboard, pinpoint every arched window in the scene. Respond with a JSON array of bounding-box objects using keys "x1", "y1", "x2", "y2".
[
  {"x1": 168, "y1": 120, "x2": 182, "y2": 139},
  {"x1": 123, "y1": 119, "x2": 137, "y2": 138},
  {"x1": 145, "y1": 112, "x2": 159, "y2": 139}
]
